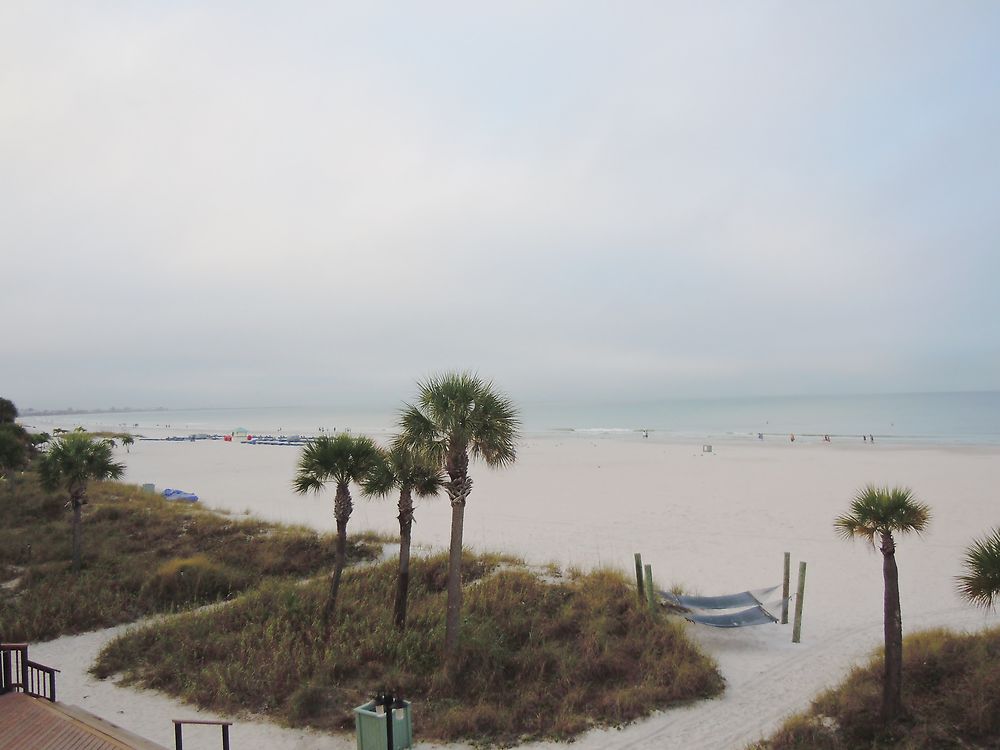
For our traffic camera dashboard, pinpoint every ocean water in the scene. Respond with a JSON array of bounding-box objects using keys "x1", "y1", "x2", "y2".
[{"x1": 22, "y1": 391, "x2": 1000, "y2": 445}]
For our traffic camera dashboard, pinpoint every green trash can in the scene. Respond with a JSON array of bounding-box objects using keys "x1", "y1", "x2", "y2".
[{"x1": 354, "y1": 699, "x2": 413, "y2": 750}]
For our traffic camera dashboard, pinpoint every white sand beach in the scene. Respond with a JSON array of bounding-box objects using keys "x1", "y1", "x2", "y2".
[{"x1": 27, "y1": 433, "x2": 1000, "y2": 749}]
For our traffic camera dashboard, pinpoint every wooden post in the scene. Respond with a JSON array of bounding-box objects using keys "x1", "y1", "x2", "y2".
[
  {"x1": 1, "y1": 648, "x2": 11, "y2": 694},
  {"x1": 643, "y1": 563, "x2": 656, "y2": 614},
  {"x1": 174, "y1": 723, "x2": 183, "y2": 750},
  {"x1": 634, "y1": 553, "x2": 644, "y2": 603},
  {"x1": 222, "y1": 724, "x2": 230, "y2": 750},
  {"x1": 781, "y1": 552, "x2": 790, "y2": 624},
  {"x1": 792, "y1": 561, "x2": 807, "y2": 643}
]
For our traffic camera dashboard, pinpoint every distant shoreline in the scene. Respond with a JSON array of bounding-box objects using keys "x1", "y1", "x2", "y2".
[{"x1": 19, "y1": 407, "x2": 168, "y2": 417}]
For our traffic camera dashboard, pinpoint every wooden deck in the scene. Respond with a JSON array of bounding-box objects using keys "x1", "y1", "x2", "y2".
[{"x1": 0, "y1": 692, "x2": 169, "y2": 750}]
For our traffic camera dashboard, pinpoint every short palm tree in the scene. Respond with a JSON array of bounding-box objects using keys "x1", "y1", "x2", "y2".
[
  {"x1": 0, "y1": 425, "x2": 29, "y2": 482},
  {"x1": 398, "y1": 372, "x2": 519, "y2": 657},
  {"x1": 363, "y1": 442, "x2": 444, "y2": 630},
  {"x1": 38, "y1": 432, "x2": 126, "y2": 573},
  {"x1": 835, "y1": 485, "x2": 931, "y2": 723},
  {"x1": 957, "y1": 527, "x2": 1000, "y2": 610},
  {"x1": 293, "y1": 433, "x2": 381, "y2": 622},
  {"x1": 120, "y1": 434, "x2": 135, "y2": 453},
  {"x1": 0, "y1": 397, "x2": 18, "y2": 424}
]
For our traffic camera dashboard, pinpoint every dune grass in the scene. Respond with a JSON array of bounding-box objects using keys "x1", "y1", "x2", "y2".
[
  {"x1": 94, "y1": 553, "x2": 723, "y2": 745},
  {"x1": 0, "y1": 473, "x2": 381, "y2": 641},
  {"x1": 750, "y1": 627, "x2": 1000, "y2": 749}
]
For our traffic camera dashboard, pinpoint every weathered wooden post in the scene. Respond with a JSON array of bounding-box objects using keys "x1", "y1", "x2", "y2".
[
  {"x1": 634, "y1": 553, "x2": 645, "y2": 603},
  {"x1": 781, "y1": 552, "x2": 791, "y2": 624},
  {"x1": 792, "y1": 561, "x2": 807, "y2": 643},
  {"x1": 643, "y1": 563, "x2": 656, "y2": 614}
]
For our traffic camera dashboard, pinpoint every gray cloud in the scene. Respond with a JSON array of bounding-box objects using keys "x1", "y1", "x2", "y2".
[{"x1": 3, "y1": 2, "x2": 999, "y2": 409}]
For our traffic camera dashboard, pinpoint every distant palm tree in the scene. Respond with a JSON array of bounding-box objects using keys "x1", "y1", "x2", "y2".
[
  {"x1": 398, "y1": 372, "x2": 519, "y2": 657},
  {"x1": 835, "y1": 485, "x2": 930, "y2": 722},
  {"x1": 0, "y1": 425, "x2": 29, "y2": 482},
  {"x1": 38, "y1": 432, "x2": 126, "y2": 573},
  {"x1": 0, "y1": 397, "x2": 18, "y2": 424},
  {"x1": 957, "y1": 527, "x2": 1000, "y2": 610},
  {"x1": 363, "y1": 442, "x2": 444, "y2": 630},
  {"x1": 119, "y1": 434, "x2": 135, "y2": 453},
  {"x1": 294, "y1": 433, "x2": 381, "y2": 622}
]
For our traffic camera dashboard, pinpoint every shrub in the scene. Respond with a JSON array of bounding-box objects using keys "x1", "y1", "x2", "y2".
[
  {"x1": 753, "y1": 626, "x2": 1000, "y2": 749},
  {"x1": 139, "y1": 555, "x2": 248, "y2": 607}
]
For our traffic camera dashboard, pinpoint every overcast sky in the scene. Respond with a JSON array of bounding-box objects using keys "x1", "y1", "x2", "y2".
[{"x1": 3, "y1": 2, "x2": 999, "y2": 410}]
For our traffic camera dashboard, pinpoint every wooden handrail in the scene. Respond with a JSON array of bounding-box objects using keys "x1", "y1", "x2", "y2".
[
  {"x1": 172, "y1": 719, "x2": 232, "y2": 750},
  {"x1": 1, "y1": 643, "x2": 57, "y2": 701}
]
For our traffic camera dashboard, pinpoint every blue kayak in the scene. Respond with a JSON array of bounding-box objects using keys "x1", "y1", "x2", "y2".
[{"x1": 162, "y1": 488, "x2": 199, "y2": 503}]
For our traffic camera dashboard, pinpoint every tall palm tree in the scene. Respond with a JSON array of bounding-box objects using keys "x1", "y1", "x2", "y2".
[
  {"x1": 38, "y1": 432, "x2": 126, "y2": 573},
  {"x1": 398, "y1": 372, "x2": 519, "y2": 657},
  {"x1": 293, "y1": 433, "x2": 381, "y2": 622},
  {"x1": 957, "y1": 527, "x2": 1000, "y2": 610},
  {"x1": 835, "y1": 485, "x2": 931, "y2": 723},
  {"x1": 363, "y1": 442, "x2": 444, "y2": 630}
]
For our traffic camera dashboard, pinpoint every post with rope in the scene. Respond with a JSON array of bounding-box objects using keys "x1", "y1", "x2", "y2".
[
  {"x1": 643, "y1": 563, "x2": 656, "y2": 614},
  {"x1": 781, "y1": 552, "x2": 791, "y2": 624},
  {"x1": 634, "y1": 553, "x2": 645, "y2": 603},
  {"x1": 792, "y1": 561, "x2": 807, "y2": 643}
]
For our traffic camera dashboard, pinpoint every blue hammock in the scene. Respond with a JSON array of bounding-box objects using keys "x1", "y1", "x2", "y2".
[
  {"x1": 683, "y1": 605, "x2": 778, "y2": 628},
  {"x1": 658, "y1": 586, "x2": 785, "y2": 628},
  {"x1": 658, "y1": 585, "x2": 781, "y2": 610}
]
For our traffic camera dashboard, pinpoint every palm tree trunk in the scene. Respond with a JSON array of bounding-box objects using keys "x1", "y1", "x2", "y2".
[
  {"x1": 881, "y1": 531, "x2": 903, "y2": 722},
  {"x1": 444, "y1": 495, "x2": 466, "y2": 656},
  {"x1": 71, "y1": 495, "x2": 83, "y2": 574},
  {"x1": 394, "y1": 487, "x2": 414, "y2": 630},
  {"x1": 324, "y1": 482, "x2": 353, "y2": 623}
]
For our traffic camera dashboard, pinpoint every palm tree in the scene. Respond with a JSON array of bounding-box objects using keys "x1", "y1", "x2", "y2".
[
  {"x1": 398, "y1": 372, "x2": 519, "y2": 657},
  {"x1": 293, "y1": 433, "x2": 381, "y2": 622},
  {"x1": 0, "y1": 397, "x2": 18, "y2": 424},
  {"x1": 835, "y1": 485, "x2": 931, "y2": 723},
  {"x1": 38, "y1": 432, "x2": 125, "y2": 573},
  {"x1": 119, "y1": 434, "x2": 135, "y2": 453},
  {"x1": 363, "y1": 442, "x2": 444, "y2": 630},
  {"x1": 0, "y1": 425, "x2": 29, "y2": 482},
  {"x1": 957, "y1": 527, "x2": 1000, "y2": 610}
]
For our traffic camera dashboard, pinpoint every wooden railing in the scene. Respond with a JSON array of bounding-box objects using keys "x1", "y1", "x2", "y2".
[
  {"x1": 173, "y1": 719, "x2": 232, "y2": 750},
  {"x1": 1, "y1": 643, "x2": 58, "y2": 702}
]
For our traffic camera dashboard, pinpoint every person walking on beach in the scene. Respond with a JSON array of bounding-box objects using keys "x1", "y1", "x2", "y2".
[{"x1": 790, "y1": 433, "x2": 795, "y2": 442}]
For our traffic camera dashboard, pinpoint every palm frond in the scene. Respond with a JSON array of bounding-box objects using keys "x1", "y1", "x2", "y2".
[
  {"x1": 835, "y1": 484, "x2": 931, "y2": 545},
  {"x1": 35, "y1": 432, "x2": 125, "y2": 492},
  {"x1": 404, "y1": 372, "x2": 520, "y2": 470},
  {"x1": 361, "y1": 448, "x2": 396, "y2": 498},
  {"x1": 957, "y1": 527, "x2": 1000, "y2": 610},
  {"x1": 294, "y1": 433, "x2": 382, "y2": 494}
]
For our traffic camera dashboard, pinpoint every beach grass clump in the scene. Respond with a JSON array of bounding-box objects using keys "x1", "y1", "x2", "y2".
[
  {"x1": 750, "y1": 626, "x2": 1000, "y2": 749},
  {"x1": 139, "y1": 555, "x2": 249, "y2": 607},
  {"x1": 94, "y1": 554, "x2": 722, "y2": 746},
  {"x1": 0, "y1": 472, "x2": 381, "y2": 641}
]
